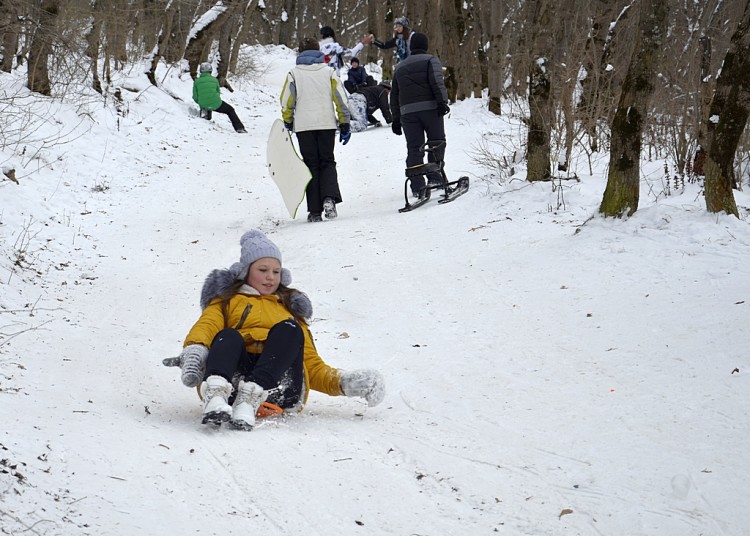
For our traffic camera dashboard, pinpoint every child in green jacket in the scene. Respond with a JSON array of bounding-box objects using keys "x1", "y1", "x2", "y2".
[{"x1": 192, "y1": 62, "x2": 247, "y2": 133}]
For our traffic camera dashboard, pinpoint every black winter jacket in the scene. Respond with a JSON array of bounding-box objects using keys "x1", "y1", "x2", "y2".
[
  {"x1": 389, "y1": 52, "x2": 448, "y2": 123},
  {"x1": 358, "y1": 85, "x2": 393, "y2": 123}
]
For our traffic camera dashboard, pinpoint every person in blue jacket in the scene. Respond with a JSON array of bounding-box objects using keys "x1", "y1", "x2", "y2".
[{"x1": 344, "y1": 57, "x2": 370, "y2": 93}]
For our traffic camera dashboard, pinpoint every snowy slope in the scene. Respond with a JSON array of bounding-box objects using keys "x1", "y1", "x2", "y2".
[{"x1": 1, "y1": 45, "x2": 749, "y2": 535}]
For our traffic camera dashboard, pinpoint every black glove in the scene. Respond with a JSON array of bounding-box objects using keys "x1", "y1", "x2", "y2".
[
  {"x1": 438, "y1": 102, "x2": 450, "y2": 116},
  {"x1": 391, "y1": 120, "x2": 402, "y2": 136},
  {"x1": 284, "y1": 121, "x2": 293, "y2": 131}
]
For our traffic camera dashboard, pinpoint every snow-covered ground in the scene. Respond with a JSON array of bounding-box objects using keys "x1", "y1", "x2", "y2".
[{"x1": 1, "y1": 45, "x2": 749, "y2": 535}]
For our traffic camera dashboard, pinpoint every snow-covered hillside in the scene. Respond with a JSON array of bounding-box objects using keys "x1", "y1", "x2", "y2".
[{"x1": 1, "y1": 45, "x2": 749, "y2": 535}]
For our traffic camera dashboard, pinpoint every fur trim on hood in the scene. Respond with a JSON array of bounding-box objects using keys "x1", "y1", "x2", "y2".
[
  {"x1": 287, "y1": 289, "x2": 313, "y2": 320},
  {"x1": 199, "y1": 268, "x2": 312, "y2": 320}
]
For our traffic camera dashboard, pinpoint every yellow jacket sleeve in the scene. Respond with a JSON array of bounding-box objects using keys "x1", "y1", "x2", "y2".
[
  {"x1": 301, "y1": 324, "x2": 342, "y2": 396},
  {"x1": 331, "y1": 74, "x2": 351, "y2": 125},
  {"x1": 184, "y1": 299, "x2": 226, "y2": 348},
  {"x1": 280, "y1": 71, "x2": 296, "y2": 124}
]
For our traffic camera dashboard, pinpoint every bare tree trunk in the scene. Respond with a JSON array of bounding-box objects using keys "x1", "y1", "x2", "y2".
[
  {"x1": 277, "y1": 0, "x2": 296, "y2": 47},
  {"x1": 184, "y1": 1, "x2": 233, "y2": 79},
  {"x1": 486, "y1": 0, "x2": 510, "y2": 115},
  {"x1": 216, "y1": 0, "x2": 243, "y2": 87},
  {"x1": 578, "y1": 0, "x2": 632, "y2": 152},
  {"x1": 703, "y1": 0, "x2": 750, "y2": 217},
  {"x1": 599, "y1": 0, "x2": 668, "y2": 217},
  {"x1": 1, "y1": 1, "x2": 21, "y2": 72},
  {"x1": 85, "y1": 0, "x2": 104, "y2": 94},
  {"x1": 525, "y1": 0, "x2": 556, "y2": 182},
  {"x1": 229, "y1": 0, "x2": 258, "y2": 72},
  {"x1": 692, "y1": 34, "x2": 713, "y2": 176},
  {"x1": 27, "y1": 0, "x2": 59, "y2": 96},
  {"x1": 132, "y1": 0, "x2": 161, "y2": 55},
  {"x1": 146, "y1": 0, "x2": 179, "y2": 86}
]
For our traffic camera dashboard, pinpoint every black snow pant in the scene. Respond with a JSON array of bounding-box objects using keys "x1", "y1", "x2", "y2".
[
  {"x1": 401, "y1": 109, "x2": 445, "y2": 193},
  {"x1": 204, "y1": 101, "x2": 245, "y2": 132},
  {"x1": 344, "y1": 76, "x2": 375, "y2": 94},
  {"x1": 203, "y1": 322, "x2": 304, "y2": 409},
  {"x1": 296, "y1": 129, "x2": 342, "y2": 214}
]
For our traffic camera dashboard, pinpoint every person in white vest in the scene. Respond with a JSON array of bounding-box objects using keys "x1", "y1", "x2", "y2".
[{"x1": 280, "y1": 37, "x2": 352, "y2": 222}]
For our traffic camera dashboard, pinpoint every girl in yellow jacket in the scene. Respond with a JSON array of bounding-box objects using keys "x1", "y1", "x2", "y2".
[{"x1": 176, "y1": 230, "x2": 385, "y2": 430}]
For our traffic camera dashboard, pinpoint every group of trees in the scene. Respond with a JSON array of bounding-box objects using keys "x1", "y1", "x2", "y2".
[{"x1": 1, "y1": 0, "x2": 749, "y2": 217}]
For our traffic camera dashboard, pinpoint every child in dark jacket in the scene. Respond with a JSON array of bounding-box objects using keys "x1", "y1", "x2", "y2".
[
  {"x1": 358, "y1": 82, "x2": 393, "y2": 126},
  {"x1": 344, "y1": 57, "x2": 369, "y2": 93}
]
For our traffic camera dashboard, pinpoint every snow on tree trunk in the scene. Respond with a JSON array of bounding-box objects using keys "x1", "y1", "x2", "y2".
[
  {"x1": 525, "y1": 0, "x2": 556, "y2": 182},
  {"x1": 599, "y1": 0, "x2": 667, "y2": 217},
  {"x1": 702, "y1": 0, "x2": 750, "y2": 217},
  {"x1": 184, "y1": 1, "x2": 232, "y2": 79},
  {"x1": 146, "y1": 0, "x2": 178, "y2": 87},
  {"x1": 527, "y1": 57, "x2": 552, "y2": 181}
]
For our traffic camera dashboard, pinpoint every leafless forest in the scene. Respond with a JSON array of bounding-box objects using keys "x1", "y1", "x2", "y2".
[{"x1": 2, "y1": 0, "x2": 749, "y2": 216}]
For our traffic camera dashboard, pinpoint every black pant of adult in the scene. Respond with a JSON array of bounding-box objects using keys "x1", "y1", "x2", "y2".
[
  {"x1": 203, "y1": 321, "x2": 304, "y2": 409},
  {"x1": 295, "y1": 129, "x2": 342, "y2": 214},
  {"x1": 401, "y1": 109, "x2": 446, "y2": 194},
  {"x1": 204, "y1": 101, "x2": 245, "y2": 132}
]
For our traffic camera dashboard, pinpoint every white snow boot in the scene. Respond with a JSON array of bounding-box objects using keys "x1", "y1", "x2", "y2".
[
  {"x1": 200, "y1": 375, "x2": 233, "y2": 425},
  {"x1": 230, "y1": 380, "x2": 268, "y2": 431}
]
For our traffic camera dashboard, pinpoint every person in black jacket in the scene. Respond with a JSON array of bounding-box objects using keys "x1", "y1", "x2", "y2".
[
  {"x1": 370, "y1": 16, "x2": 413, "y2": 64},
  {"x1": 389, "y1": 33, "x2": 450, "y2": 197},
  {"x1": 358, "y1": 81, "x2": 393, "y2": 126},
  {"x1": 344, "y1": 57, "x2": 369, "y2": 93}
]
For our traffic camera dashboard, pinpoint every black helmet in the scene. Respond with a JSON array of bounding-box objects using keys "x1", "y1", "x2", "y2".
[{"x1": 320, "y1": 26, "x2": 335, "y2": 39}]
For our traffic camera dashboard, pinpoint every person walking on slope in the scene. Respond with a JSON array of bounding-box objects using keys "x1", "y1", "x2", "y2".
[
  {"x1": 280, "y1": 37, "x2": 352, "y2": 222},
  {"x1": 192, "y1": 62, "x2": 247, "y2": 133},
  {"x1": 176, "y1": 230, "x2": 386, "y2": 430},
  {"x1": 319, "y1": 26, "x2": 373, "y2": 76},
  {"x1": 370, "y1": 16, "x2": 414, "y2": 64},
  {"x1": 389, "y1": 33, "x2": 450, "y2": 198}
]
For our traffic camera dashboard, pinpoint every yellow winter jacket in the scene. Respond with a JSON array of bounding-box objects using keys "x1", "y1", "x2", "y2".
[{"x1": 184, "y1": 286, "x2": 342, "y2": 403}]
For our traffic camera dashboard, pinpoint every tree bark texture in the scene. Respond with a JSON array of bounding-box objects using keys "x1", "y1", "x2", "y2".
[
  {"x1": 147, "y1": 0, "x2": 179, "y2": 86},
  {"x1": 525, "y1": 0, "x2": 556, "y2": 182},
  {"x1": 27, "y1": 0, "x2": 59, "y2": 96},
  {"x1": 599, "y1": 0, "x2": 668, "y2": 217},
  {"x1": 229, "y1": 1, "x2": 258, "y2": 72},
  {"x1": 216, "y1": 0, "x2": 245, "y2": 87},
  {"x1": 703, "y1": 0, "x2": 750, "y2": 216},
  {"x1": 85, "y1": 0, "x2": 105, "y2": 93},
  {"x1": 184, "y1": 1, "x2": 234, "y2": 79},
  {"x1": 1, "y1": 1, "x2": 22, "y2": 72}
]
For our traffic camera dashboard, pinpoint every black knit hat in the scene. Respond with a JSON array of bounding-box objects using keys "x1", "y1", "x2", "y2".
[
  {"x1": 320, "y1": 25, "x2": 335, "y2": 39},
  {"x1": 410, "y1": 32, "x2": 428, "y2": 52}
]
